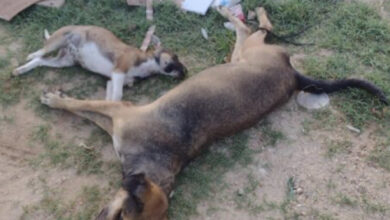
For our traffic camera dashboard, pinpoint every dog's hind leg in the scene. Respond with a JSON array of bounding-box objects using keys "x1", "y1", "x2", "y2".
[
  {"x1": 242, "y1": 7, "x2": 273, "y2": 48},
  {"x1": 217, "y1": 6, "x2": 251, "y2": 63},
  {"x1": 256, "y1": 7, "x2": 273, "y2": 31},
  {"x1": 13, "y1": 49, "x2": 75, "y2": 76}
]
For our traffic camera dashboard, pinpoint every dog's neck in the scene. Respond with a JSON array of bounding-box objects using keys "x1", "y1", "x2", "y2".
[
  {"x1": 126, "y1": 52, "x2": 162, "y2": 78},
  {"x1": 122, "y1": 150, "x2": 182, "y2": 195}
]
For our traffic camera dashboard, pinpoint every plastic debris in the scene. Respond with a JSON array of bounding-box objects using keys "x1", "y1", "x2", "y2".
[
  {"x1": 346, "y1": 125, "x2": 361, "y2": 134},
  {"x1": 296, "y1": 91, "x2": 330, "y2": 110},
  {"x1": 201, "y1": 28, "x2": 208, "y2": 40}
]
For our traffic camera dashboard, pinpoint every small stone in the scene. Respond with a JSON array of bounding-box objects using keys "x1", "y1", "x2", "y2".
[
  {"x1": 296, "y1": 187, "x2": 304, "y2": 195},
  {"x1": 237, "y1": 188, "x2": 244, "y2": 196}
]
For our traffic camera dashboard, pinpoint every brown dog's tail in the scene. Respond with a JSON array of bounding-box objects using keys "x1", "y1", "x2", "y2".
[{"x1": 295, "y1": 72, "x2": 388, "y2": 105}]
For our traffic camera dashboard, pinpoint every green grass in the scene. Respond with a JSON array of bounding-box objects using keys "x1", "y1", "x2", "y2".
[
  {"x1": 30, "y1": 124, "x2": 104, "y2": 174},
  {"x1": 333, "y1": 193, "x2": 358, "y2": 207},
  {"x1": 325, "y1": 140, "x2": 352, "y2": 158},
  {"x1": 369, "y1": 138, "x2": 390, "y2": 172},
  {"x1": 233, "y1": 173, "x2": 264, "y2": 214},
  {"x1": 259, "y1": 120, "x2": 285, "y2": 147}
]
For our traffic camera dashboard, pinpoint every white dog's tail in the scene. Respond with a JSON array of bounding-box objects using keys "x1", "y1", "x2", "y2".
[{"x1": 44, "y1": 29, "x2": 51, "y2": 40}]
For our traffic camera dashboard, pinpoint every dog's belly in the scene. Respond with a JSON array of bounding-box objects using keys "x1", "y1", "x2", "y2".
[{"x1": 76, "y1": 43, "x2": 114, "y2": 77}]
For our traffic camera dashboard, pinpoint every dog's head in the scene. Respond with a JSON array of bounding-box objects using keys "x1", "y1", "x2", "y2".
[
  {"x1": 155, "y1": 49, "x2": 187, "y2": 79},
  {"x1": 96, "y1": 173, "x2": 168, "y2": 220}
]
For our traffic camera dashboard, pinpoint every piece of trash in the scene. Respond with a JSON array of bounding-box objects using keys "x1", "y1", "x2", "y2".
[
  {"x1": 223, "y1": 22, "x2": 235, "y2": 31},
  {"x1": 146, "y1": 0, "x2": 153, "y2": 20},
  {"x1": 212, "y1": 0, "x2": 241, "y2": 7},
  {"x1": 79, "y1": 143, "x2": 94, "y2": 150},
  {"x1": 0, "y1": 0, "x2": 41, "y2": 21},
  {"x1": 346, "y1": 125, "x2": 361, "y2": 134},
  {"x1": 37, "y1": 0, "x2": 65, "y2": 8},
  {"x1": 201, "y1": 28, "x2": 208, "y2": 40},
  {"x1": 140, "y1": 25, "x2": 156, "y2": 52},
  {"x1": 228, "y1": 4, "x2": 245, "y2": 21},
  {"x1": 296, "y1": 91, "x2": 329, "y2": 110},
  {"x1": 181, "y1": 0, "x2": 214, "y2": 15}
]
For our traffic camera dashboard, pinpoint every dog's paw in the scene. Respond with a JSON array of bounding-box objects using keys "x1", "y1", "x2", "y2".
[
  {"x1": 12, "y1": 68, "x2": 21, "y2": 76},
  {"x1": 40, "y1": 90, "x2": 65, "y2": 108}
]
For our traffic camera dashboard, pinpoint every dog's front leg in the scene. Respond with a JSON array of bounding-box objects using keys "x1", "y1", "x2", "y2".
[
  {"x1": 110, "y1": 72, "x2": 125, "y2": 101},
  {"x1": 106, "y1": 80, "x2": 113, "y2": 100}
]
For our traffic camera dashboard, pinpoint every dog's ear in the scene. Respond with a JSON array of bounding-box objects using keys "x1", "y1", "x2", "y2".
[{"x1": 122, "y1": 173, "x2": 148, "y2": 214}]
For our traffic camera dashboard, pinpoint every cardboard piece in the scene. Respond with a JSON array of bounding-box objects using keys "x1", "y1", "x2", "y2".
[
  {"x1": 181, "y1": 0, "x2": 213, "y2": 15},
  {"x1": 140, "y1": 25, "x2": 156, "y2": 52},
  {"x1": 0, "y1": 0, "x2": 41, "y2": 21},
  {"x1": 37, "y1": 0, "x2": 65, "y2": 8}
]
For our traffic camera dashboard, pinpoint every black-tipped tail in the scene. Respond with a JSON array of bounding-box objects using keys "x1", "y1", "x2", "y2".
[{"x1": 295, "y1": 72, "x2": 388, "y2": 105}]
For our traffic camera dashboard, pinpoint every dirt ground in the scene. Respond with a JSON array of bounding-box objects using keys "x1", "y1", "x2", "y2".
[{"x1": 1, "y1": 1, "x2": 390, "y2": 220}]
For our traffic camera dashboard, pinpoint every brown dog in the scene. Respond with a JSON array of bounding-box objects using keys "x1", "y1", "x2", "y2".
[
  {"x1": 13, "y1": 25, "x2": 187, "y2": 101},
  {"x1": 40, "y1": 7, "x2": 387, "y2": 220}
]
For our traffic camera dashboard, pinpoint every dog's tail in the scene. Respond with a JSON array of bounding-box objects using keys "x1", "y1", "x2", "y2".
[{"x1": 295, "y1": 72, "x2": 388, "y2": 104}]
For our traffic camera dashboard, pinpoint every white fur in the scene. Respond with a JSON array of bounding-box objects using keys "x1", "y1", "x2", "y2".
[
  {"x1": 111, "y1": 72, "x2": 125, "y2": 101},
  {"x1": 26, "y1": 49, "x2": 45, "y2": 61},
  {"x1": 13, "y1": 53, "x2": 75, "y2": 76},
  {"x1": 126, "y1": 58, "x2": 161, "y2": 79},
  {"x1": 78, "y1": 43, "x2": 114, "y2": 77}
]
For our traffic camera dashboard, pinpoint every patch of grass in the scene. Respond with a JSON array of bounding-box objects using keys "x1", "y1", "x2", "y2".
[
  {"x1": 260, "y1": 121, "x2": 285, "y2": 147},
  {"x1": 0, "y1": 115, "x2": 14, "y2": 125},
  {"x1": 0, "y1": 57, "x2": 9, "y2": 69},
  {"x1": 309, "y1": 209, "x2": 337, "y2": 220},
  {"x1": 169, "y1": 131, "x2": 252, "y2": 219},
  {"x1": 362, "y1": 196, "x2": 388, "y2": 214},
  {"x1": 325, "y1": 140, "x2": 352, "y2": 158},
  {"x1": 333, "y1": 193, "x2": 358, "y2": 207},
  {"x1": 22, "y1": 185, "x2": 103, "y2": 220},
  {"x1": 369, "y1": 144, "x2": 390, "y2": 172},
  {"x1": 233, "y1": 173, "x2": 264, "y2": 214},
  {"x1": 86, "y1": 127, "x2": 111, "y2": 147},
  {"x1": 30, "y1": 124, "x2": 104, "y2": 174},
  {"x1": 304, "y1": 2, "x2": 390, "y2": 128}
]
